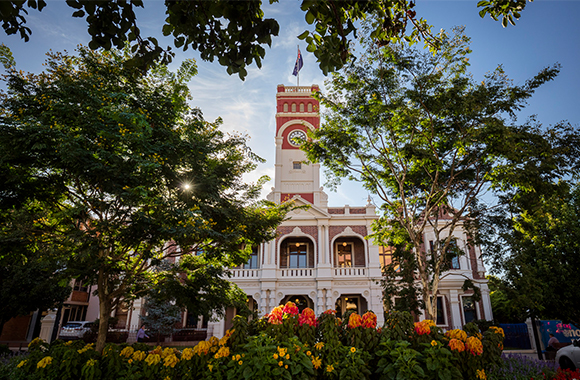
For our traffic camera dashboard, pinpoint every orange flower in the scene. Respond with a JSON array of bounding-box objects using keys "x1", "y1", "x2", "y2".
[
  {"x1": 414, "y1": 320, "x2": 431, "y2": 335},
  {"x1": 347, "y1": 313, "x2": 362, "y2": 329},
  {"x1": 489, "y1": 326, "x2": 505, "y2": 338},
  {"x1": 445, "y1": 329, "x2": 467, "y2": 342},
  {"x1": 362, "y1": 311, "x2": 377, "y2": 329},
  {"x1": 448, "y1": 338, "x2": 465, "y2": 353},
  {"x1": 465, "y1": 336, "x2": 483, "y2": 356},
  {"x1": 323, "y1": 309, "x2": 336, "y2": 315},
  {"x1": 268, "y1": 306, "x2": 284, "y2": 325}
]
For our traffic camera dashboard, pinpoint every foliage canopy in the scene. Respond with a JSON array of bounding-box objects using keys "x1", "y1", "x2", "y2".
[
  {"x1": 303, "y1": 28, "x2": 573, "y2": 319},
  {"x1": 0, "y1": 0, "x2": 533, "y2": 79},
  {"x1": 0, "y1": 45, "x2": 290, "y2": 352}
]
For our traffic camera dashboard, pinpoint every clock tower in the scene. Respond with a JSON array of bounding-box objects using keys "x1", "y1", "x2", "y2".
[{"x1": 267, "y1": 84, "x2": 328, "y2": 208}]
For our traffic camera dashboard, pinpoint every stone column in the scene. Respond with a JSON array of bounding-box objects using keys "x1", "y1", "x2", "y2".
[
  {"x1": 39, "y1": 310, "x2": 57, "y2": 343},
  {"x1": 449, "y1": 290, "x2": 462, "y2": 328}
]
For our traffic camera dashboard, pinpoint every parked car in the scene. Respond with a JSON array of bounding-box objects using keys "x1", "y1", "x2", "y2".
[
  {"x1": 556, "y1": 339, "x2": 580, "y2": 370},
  {"x1": 59, "y1": 321, "x2": 95, "y2": 340}
]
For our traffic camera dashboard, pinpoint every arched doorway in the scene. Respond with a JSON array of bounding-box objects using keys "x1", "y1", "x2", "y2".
[
  {"x1": 281, "y1": 295, "x2": 313, "y2": 312},
  {"x1": 335, "y1": 294, "x2": 368, "y2": 318}
]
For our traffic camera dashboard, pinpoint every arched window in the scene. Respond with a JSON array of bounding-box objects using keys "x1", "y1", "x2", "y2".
[
  {"x1": 307, "y1": 103, "x2": 313, "y2": 112},
  {"x1": 291, "y1": 103, "x2": 296, "y2": 112},
  {"x1": 283, "y1": 103, "x2": 288, "y2": 112},
  {"x1": 300, "y1": 103, "x2": 304, "y2": 112}
]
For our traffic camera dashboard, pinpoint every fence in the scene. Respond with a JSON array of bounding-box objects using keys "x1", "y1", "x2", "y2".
[{"x1": 499, "y1": 323, "x2": 532, "y2": 349}]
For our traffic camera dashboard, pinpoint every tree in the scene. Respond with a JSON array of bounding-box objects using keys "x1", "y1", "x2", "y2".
[
  {"x1": 0, "y1": 206, "x2": 72, "y2": 334},
  {"x1": 485, "y1": 182, "x2": 580, "y2": 326},
  {"x1": 302, "y1": 28, "x2": 573, "y2": 320},
  {"x1": 0, "y1": 46, "x2": 290, "y2": 352},
  {"x1": 0, "y1": 1, "x2": 531, "y2": 79},
  {"x1": 139, "y1": 296, "x2": 181, "y2": 345}
]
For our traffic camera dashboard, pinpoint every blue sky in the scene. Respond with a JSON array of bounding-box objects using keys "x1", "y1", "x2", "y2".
[{"x1": 2, "y1": 0, "x2": 579, "y2": 207}]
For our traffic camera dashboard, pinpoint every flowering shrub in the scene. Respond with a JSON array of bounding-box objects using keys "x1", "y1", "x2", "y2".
[
  {"x1": 487, "y1": 353, "x2": 558, "y2": 380},
  {"x1": 5, "y1": 306, "x2": 507, "y2": 380}
]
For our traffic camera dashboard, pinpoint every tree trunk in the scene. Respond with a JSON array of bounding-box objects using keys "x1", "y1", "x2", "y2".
[{"x1": 96, "y1": 271, "x2": 112, "y2": 353}]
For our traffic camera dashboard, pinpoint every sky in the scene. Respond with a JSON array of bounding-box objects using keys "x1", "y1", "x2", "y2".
[{"x1": 2, "y1": 0, "x2": 579, "y2": 208}]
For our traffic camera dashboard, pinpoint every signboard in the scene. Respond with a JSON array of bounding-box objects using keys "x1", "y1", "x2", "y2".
[{"x1": 539, "y1": 320, "x2": 580, "y2": 349}]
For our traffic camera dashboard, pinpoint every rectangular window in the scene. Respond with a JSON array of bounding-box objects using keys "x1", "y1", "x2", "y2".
[
  {"x1": 379, "y1": 246, "x2": 400, "y2": 272},
  {"x1": 73, "y1": 280, "x2": 88, "y2": 292},
  {"x1": 436, "y1": 296, "x2": 446, "y2": 325},
  {"x1": 336, "y1": 242, "x2": 353, "y2": 267},
  {"x1": 293, "y1": 161, "x2": 301, "y2": 170},
  {"x1": 244, "y1": 246, "x2": 259, "y2": 269},
  {"x1": 288, "y1": 243, "x2": 308, "y2": 268},
  {"x1": 462, "y1": 296, "x2": 477, "y2": 323},
  {"x1": 430, "y1": 240, "x2": 460, "y2": 270}
]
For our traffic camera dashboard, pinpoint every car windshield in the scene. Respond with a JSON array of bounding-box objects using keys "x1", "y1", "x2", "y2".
[{"x1": 63, "y1": 323, "x2": 82, "y2": 328}]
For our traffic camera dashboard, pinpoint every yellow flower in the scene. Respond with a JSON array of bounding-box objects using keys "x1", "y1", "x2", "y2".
[
  {"x1": 36, "y1": 356, "x2": 52, "y2": 369},
  {"x1": 273, "y1": 353, "x2": 279, "y2": 359},
  {"x1": 306, "y1": 351, "x2": 312, "y2": 356},
  {"x1": 285, "y1": 354, "x2": 289, "y2": 360},
  {"x1": 28, "y1": 337, "x2": 43, "y2": 349},
  {"x1": 277, "y1": 347, "x2": 287, "y2": 357},
  {"x1": 64, "y1": 340, "x2": 73, "y2": 346},
  {"x1": 164, "y1": 354, "x2": 179, "y2": 368},
  {"x1": 164, "y1": 377, "x2": 171, "y2": 380},
  {"x1": 431, "y1": 340, "x2": 438, "y2": 346},
  {"x1": 285, "y1": 364, "x2": 288, "y2": 369},
  {"x1": 128, "y1": 359, "x2": 133, "y2": 364},
  {"x1": 145, "y1": 353, "x2": 161, "y2": 366},
  {"x1": 85, "y1": 359, "x2": 97, "y2": 368},
  {"x1": 476, "y1": 369, "x2": 487, "y2": 380},
  {"x1": 120, "y1": 346, "x2": 134, "y2": 358},
  {"x1": 350, "y1": 347, "x2": 356, "y2": 353},
  {"x1": 17, "y1": 360, "x2": 27, "y2": 368},
  {"x1": 278, "y1": 361, "x2": 284, "y2": 367},
  {"x1": 235, "y1": 354, "x2": 241, "y2": 361},
  {"x1": 326, "y1": 364, "x2": 334, "y2": 373},
  {"x1": 181, "y1": 348, "x2": 194, "y2": 361},
  {"x1": 311, "y1": 356, "x2": 322, "y2": 369},
  {"x1": 314, "y1": 342, "x2": 324, "y2": 350},
  {"x1": 208, "y1": 364, "x2": 213, "y2": 372},
  {"x1": 132, "y1": 351, "x2": 146, "y2": 361},
  {"x1": 238, "y1": 360, "x2": 243, "y2": 365}
]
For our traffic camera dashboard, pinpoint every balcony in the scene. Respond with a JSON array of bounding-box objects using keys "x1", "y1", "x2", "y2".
[{"x1": 229, "y1": 266, "x2": 371, "y2": 279}]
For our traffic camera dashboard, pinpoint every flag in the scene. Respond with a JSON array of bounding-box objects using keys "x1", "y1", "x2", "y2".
[{"x1": 292, "y1": 48, "x2": 303, "y2": 76}]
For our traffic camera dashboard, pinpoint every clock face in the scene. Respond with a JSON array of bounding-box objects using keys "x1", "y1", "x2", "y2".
[{"x1": 288, "y1": 129, "x2": 307, "y2": 146}]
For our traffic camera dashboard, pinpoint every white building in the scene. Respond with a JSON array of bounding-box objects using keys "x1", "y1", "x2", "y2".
[{"x1": 207, "y1": 84, "x2": 493, "y2": 338}]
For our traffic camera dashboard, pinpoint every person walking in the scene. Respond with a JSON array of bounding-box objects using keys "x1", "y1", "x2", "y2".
[{"x1": 137, "y1": 326, "x2": 149, "y2": 343}]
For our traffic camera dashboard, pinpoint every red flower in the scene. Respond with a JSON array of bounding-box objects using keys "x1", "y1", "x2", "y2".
[
  {"x1": 361, "y1": 311, "x2": 377, "y2": 329},
  {"x1": 299, "y1": 308, "x2": 317, "y2": 326},
  {"x1": 282, "y1": 301, "x2": 299, "y2": 316}
]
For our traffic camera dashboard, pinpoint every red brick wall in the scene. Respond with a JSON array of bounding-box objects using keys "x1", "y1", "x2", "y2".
[
  {"x1": 0, "y1": 314, "x2": 31, "y2": 341},
  {"x1": 349, "y1": 208, "x2": 366, "y2": 214},
  {"x1": 70, "y1": 291, "x2": 89, "y2": 303},
  {"x1": 329, "y1": 226, "x2": 367, "y2": 241},
  {"x1": 328, "y1": 208, "x2": 344, "y2": 214}
]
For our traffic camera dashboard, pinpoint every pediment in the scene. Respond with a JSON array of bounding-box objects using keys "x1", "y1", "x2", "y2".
[{"x1": 286, "y1": 195, "x2": 330, "y2": 219}]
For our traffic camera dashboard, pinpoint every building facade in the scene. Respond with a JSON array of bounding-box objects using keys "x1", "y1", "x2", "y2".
[{"x1": 207, "y1": 84, "x2": 493, "y2": 338}]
